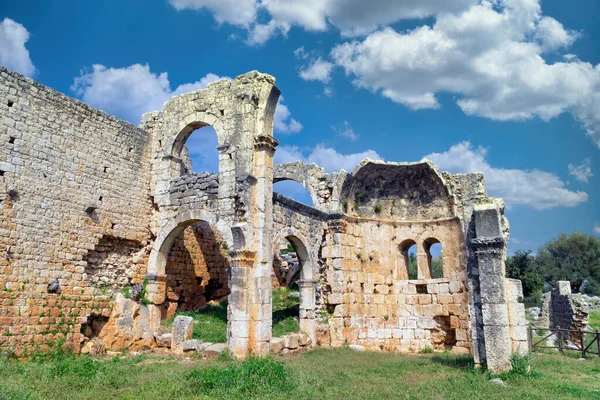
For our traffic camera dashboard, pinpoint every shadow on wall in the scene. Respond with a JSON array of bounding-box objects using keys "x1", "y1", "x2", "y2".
[{"x1": 163, "y1": 221, "x2": 230, "y2": 320}]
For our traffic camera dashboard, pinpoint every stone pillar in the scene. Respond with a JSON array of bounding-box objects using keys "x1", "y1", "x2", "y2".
[
  {"x1": 298, "y1": 280, "x2": 316, "y2": 344},
  {"x1": 227, "y1": 249, "x2": 270, "y2": 358},
  {"x1": 416, "y1": 245, "x2": 429, "y2": 279},
  {"x1": 470, "y1": 204, "x2": 512, "y2": 373}
]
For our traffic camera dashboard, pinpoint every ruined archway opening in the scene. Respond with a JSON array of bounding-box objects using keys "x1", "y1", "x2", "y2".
[
  {"x1": 273, "y1": 179, "x2": 314, "y2": 207},
  {"x1": 162, "y1": 221, "x2": 230, "y2": 343},
  {"x1": 272, "y1": 237, "x2": 301, "y2": 337},
  {"x1": 170, "y1": 123, "x2": 221, "y2": 179},
  {"x1": 399, "y1": 240, "x2": 418, "y2": 280},
  {"x1": 424, "y1": 238, "x2": 443, "y2": 279}
]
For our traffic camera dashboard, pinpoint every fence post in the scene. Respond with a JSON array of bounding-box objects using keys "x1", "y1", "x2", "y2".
[
  {"x1": 528, "y1": 325, "x2": 533, "y2": 354},
  {"x1": 557, "y1": 326, "x2": 563, "y2": 353},
  {"x1": 580, "y1": 329, "x2": 585, "y2": 358}
]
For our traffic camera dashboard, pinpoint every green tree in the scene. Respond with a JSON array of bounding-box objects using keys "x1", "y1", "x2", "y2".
[
  {"x1": 506, "y1": 250, "x2": 543, "y2": 306},
  {"x1": 535, "y1": 232, "x2": 600, "y2": 295},
  {"x1": 408, "y1": 253, "x2": 418, "y2": 280}
]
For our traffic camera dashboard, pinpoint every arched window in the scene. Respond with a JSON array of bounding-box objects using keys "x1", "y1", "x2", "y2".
[
  {"x1": 424, "y1": 238, "x2": 444, "y2": 279},
  {"x1": 273, "y1": 180, "x2": 314, "y2": 207},
  {"x1": 174, "y1": 125, "x2": 220, "y2": 175},
  {"x1": 399, "y1": 239, "x2": 418, "y2": 280}
]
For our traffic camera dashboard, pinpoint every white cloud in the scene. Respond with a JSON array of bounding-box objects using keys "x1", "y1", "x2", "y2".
[
  {"x1": 331, "y1": 0, "x2": 600, "y2": 147},
  {"x1": 274, "y1": 96, "x2": 303, "y2": 134},
  {"x1": 169, "y1": 0, "x2": 475, "y2": 43},
  {"x1": 594, "y1": 223, "x2": 600, "y2": 236},
  {"x1": 332, "y1": 120, "x2": 357, "y2": 141},
  {"x1": 71, "y1": 64, "x2": 227, "y2": 124},
  {"x1": 73, "y1": 63, "x2": 302, "y2": 132},
  {"x1": 275, "y1": 144, "x2": 382, "y2": 173},
  {"x1": 425, "y1": 142, "x2": 588, "y2": 210},
  {"x1": 0, "y1": 18, "x2": 35, "y2": 77},
  {"x1": 168, "y1": 0, "x2": 257, "y2": 28},
  {"x1": 568, "y1": 158, "x2": 593, "y2": 183},
  {"x1": 299, "y1": 57, "x2": 335, "y2": 83}
]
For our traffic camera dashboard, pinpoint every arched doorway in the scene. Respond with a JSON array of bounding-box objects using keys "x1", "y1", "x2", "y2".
[
  {"x1": 146, "y1": 210, "x2": 233, "y2": 338},
  {"x1": 272, "y1": 229, "x2": 316, "y2": 343}
]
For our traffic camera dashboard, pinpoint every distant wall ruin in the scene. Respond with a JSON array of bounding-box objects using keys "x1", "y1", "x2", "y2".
[{"x1": 0, "y1": 65, "x2": 525, "y2": 372}]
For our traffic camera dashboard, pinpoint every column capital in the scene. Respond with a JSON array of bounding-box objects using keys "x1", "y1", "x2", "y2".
[
  {"x1": 228, "y1": 249, "x2": 257, "y2": 268},
  {"x1": 254, "y1": 135, "x2": 279, "y2": 153}
]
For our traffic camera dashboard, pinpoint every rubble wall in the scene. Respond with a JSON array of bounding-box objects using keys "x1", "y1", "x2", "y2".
[{"x1": 0, "y1": 66, "x2": 153, "y2": 354}]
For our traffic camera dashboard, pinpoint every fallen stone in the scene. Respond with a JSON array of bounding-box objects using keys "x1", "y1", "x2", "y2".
[
  {"x1": 155, "y1": 333, "x2": 172, "y2": 348},
  {"x1": 81, "y1": 338, "x2": 105, "y2": 356},
  {"x1": 197, "y1": 342, "x2": 213, "y2": 353},
  {"x1": 183, "y1": 339, "x2": 201, "y2": 352},
  {"x1": 489, "y1": 378, "x2": 506, "y2": 386},
  {"x1": 284, "y1": 334, "x2": 299, "y2": 349},
  {"x1": 348, "y1": 344, "x2": 365, "y2": 352},
  {"x1": 172, "y1": 316, "x2": 194, "y2": 353},
  {"x1": 298, "y1": 332, "x2": 311, "y2": 346},
  {"x1": 270, "y1": 337, "x2": 285, "y2": 354},
  {"x1": 204, "y1": 343, "x2": 227, "y2": 357}
]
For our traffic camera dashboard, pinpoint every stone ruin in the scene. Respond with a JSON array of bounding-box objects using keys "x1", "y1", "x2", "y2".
[
  {"x1": 0, "y1": 65, "x2": 527, "y2": 372},
  {"x1": 530, "y1": 281, "x2": 593, "y2": 347}
]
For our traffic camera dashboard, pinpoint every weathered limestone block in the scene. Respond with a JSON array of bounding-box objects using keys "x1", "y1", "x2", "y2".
[
  {"x1": 155, "y1": 333, "x2": 172, "y2": 348},
  {"x1": 171, "y1": 316, "x2": 194, "y2": 354},
  {"x1": 183, "y1": 339, "x2": 201, "y2": 352}
]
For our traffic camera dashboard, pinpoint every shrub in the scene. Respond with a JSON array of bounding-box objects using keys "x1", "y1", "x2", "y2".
[
  {"x1": 419, "y1": 346, "x2": 434, "y2": 354},
  {"x1": 374, "y1": 202, "x2": 383, "y2": 214}
]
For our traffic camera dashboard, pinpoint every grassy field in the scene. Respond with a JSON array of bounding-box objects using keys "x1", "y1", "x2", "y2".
[
  {"x1": 165, "y1": 287, "x2": 300, "y2": 343},
  {"x1": 1, "y1": 347, "x2": 600, "y2": 399}
]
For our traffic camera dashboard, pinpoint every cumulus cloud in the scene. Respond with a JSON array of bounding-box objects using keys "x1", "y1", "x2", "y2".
[
  {"x1": 595, "y1": 223, "x2": 600, "y2": 236},
  {"x1": 274, "y1": 96, "x2": 303, "y2": 134},
  {"x1": 275, "y1": 144, "x2": 382, "y2": 172},
  {"x1": 72, "y1": 64, "x2": 302, "y2": 133},
  {"x1": 71, "y1": 64, "x2": 226, "y2": 124},
  {"x1": 425, "y1": 142, "x2": 588, "y2": 210},
  {"x1": 568, "y1": 158, "x2": 593, "y2": 183},
  {"x1": 332, "y1": 120, "x2": 357, "y2": 141},
  {"x1": 170, "y1": 0, "x2": 475, "y2": 43},
  {"x1": 299, "y1": 57, "x2": 334, "y2": 83},
  {"x1": 168, "y1": 0, "x2": 257, "y2": 28},
  {"x1": 331, "y1": 1, "x2": 600, "y2": 147},
  {"x1": 0, "y1": 18, "x2": 35, "y2": 77}
]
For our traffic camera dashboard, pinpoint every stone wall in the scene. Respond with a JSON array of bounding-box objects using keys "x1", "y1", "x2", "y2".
[
  {"x1": 163, "y1": 221, "x2": 230, "y2": 318},
  {"x1": 0, "y1": 66, "x2": 153, "y2": 355}
]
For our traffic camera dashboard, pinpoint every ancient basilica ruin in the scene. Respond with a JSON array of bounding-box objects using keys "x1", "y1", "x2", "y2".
[{"x1": 0, "y1": 66, "x2": 527, "y2": 372}]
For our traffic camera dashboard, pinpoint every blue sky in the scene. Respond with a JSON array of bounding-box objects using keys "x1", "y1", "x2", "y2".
[{"x1": 1, "y1": 0, "x2": 599, "y2": 254}]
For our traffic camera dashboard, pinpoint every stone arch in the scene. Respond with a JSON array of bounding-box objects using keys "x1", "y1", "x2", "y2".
[
  {"x1": 273, "y1": 227, "x2": 316, "y2": 342},
  {"x1": 399, "y1": 239, "x2": 418, "y2": 280},
  {"x1": 273, "y1": 162, "x2": 333, "y2": 212},
  {"x1": 147, "y1": 209, "x2": 232, "y2": 282},
  {"x1": 423, "y1": 237, "x2": 443, "y2": 279},
  {"x1": 167, "y1": 113, "x2": 226, "y2": 176}
]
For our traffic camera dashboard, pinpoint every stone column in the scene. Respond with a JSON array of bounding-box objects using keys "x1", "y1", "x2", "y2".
[
  {"x1": 298, "y1": 279, "x2": 317, "y2": 344},
  {"x1": 470, "y1": 204, "x2": 512, "y2": 373},
  {"x1": 416, "y1": 245, "x2": 430, "y2": 279},
  {"x1": 227, "y1": 249, "x2": 267, "y2": 358}
]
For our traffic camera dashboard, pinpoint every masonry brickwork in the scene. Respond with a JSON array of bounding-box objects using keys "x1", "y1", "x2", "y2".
[{"x1": 0, "y1": 65, "x2": 525, "y2": 372}]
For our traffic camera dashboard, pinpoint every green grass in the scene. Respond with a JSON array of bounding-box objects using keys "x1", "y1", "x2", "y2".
[
  {"x1": 272, "y1": 287, "x2": 300, "y2": 337},
  {"x1": 165, "y1": 288, "x2": 300, "y2": 343},
  {"x1": 589, "y1": 311, "x2": 600, "y2": 330},
  {"x1": 2, "y1": 348, "x2": 600, "y2": 399}
]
